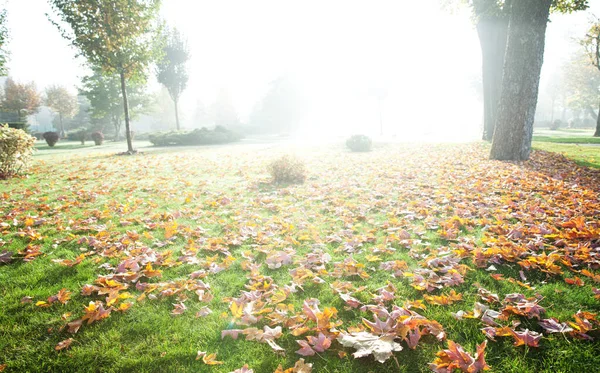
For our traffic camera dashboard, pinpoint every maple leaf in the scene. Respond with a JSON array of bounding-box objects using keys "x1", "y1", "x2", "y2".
[
  {"x1": 337, "y1": 331, "x2": 402, "y2": 363},
  {"x1": 196, "y1": 306, "x2": 212, "y2": 317},
  {"x1": 55, "y1": 338, "x2": 74, "y2": 351},
  {"x1": 171, "y1": 302, "x2": 187, "y2": 316},
  {"x1": 429, "y1": 340, "x2": 489, "y2": 373},
  {"x1": 565, "y1": 277, "x2": 585, "y2": 287},
  {"x1": 274, "y1": 359, "x2": 312, "y2": 373},
  {"x1": 511, "y1": 329, "x2": 542, "y2": 347},
  {"x1": 196, "y1": 351, "x2": 224, "y2": 365},
  {"x1": 539, "y1": 318, "x2": 574, "y2": 334},
  {"x1": 0, "y1": 250, "x2": 13, "y2": 264}
]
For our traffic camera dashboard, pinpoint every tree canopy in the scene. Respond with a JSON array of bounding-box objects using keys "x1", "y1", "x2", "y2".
[
  {"x1": 79, "y1": 68, "x2": 151, "y2": 139},
  {"x1": 0, "y1": 78, "x2": 41, "y2": 119},
  {"x1": 46, "y1": 85, "x2": 78, "y2": 137},
  {"x1": 48, "y1": 0, "x2": 162, "y2": 153},
  {"x1": 0, "y1": 8, "x2": 8, "y2": 76}
]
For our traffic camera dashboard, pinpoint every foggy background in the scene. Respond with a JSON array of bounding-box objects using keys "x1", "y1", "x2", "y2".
[{"x1": 4, "y1": 0, "x2": 600, "y2": 141}]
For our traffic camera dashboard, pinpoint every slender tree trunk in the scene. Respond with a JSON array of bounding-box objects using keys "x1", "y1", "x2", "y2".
[
  {"x1": 119, "y1": 70, "x2": 134, "y2": 153},
  {"x1": 477, "y1": 17, "x2": 509, "y2": 141},
  {"x1": 174, "y1": 97, "x2": 180, "y2": 130},
  {"x1": 490, "y1": 0, "x2": 552, "y2": 161},
  {"x1": 595, "y1": 101, "x2": 600, "y2": 137},
  {"x1": 59, "y1": 113, "x2": 65, "y2": 138}
]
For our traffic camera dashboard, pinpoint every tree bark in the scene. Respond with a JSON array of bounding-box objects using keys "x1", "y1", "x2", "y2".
[
  {"x1": 490, "y1": 0, "x2": 552, "y2": 161},
  {"x1": 119, "y1": 70, "x2": 134, "y2": 153},
  {"x1": 174, "y1": 97, "x2": 180, "y2": 130},
  {"x1": 477, "y1": 17, "x2": 509, "y2": 141}
]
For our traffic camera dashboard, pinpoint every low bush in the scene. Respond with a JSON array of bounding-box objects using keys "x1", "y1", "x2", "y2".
[
  {"x1": 0, "y1": 125, "x2": 36, "y2": 179},
  {"x1": 43, "y1": 132, "x2": 60, "y2": 147},
  {"x1": 149, "y1": 127, "x2": 242, "y2": 146},
  {"x1": 346, "y1": 134, "x2": 372, "y2": 152},
  {"x1": 66, "y1": 128, "x2": 88, "y2": 144},
  {"x1": 550, "y1": 120, "x2": 562, "y2": 131},
  {"x1": 91, "y1": 131, "x2": 104, "y2": 145},
  {"x1": 268, "y1": 155, "x2": 307, "y2": 184}
]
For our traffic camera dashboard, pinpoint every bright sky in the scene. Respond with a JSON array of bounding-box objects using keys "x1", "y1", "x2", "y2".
[{"x1": 4, "y1": 0, "x2": 599, "y2": 139}]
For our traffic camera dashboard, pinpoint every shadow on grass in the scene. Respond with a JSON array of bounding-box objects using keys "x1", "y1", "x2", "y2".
[{"x1": 532, "y1": 136, "x2": 600, "y2": 144}]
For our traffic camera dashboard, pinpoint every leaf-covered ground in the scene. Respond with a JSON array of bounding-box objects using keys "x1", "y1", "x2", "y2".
[{"x1": 1, "y1": 142, "x2": 599, "y2": 373}]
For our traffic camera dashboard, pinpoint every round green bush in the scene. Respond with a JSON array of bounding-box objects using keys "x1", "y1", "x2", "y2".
[
  {"x1": 346, "y1": 134, "x2": 372, "y2": 152},
  {"x1": 43, "y1": 131, "x2": 60, "y2": 147}
]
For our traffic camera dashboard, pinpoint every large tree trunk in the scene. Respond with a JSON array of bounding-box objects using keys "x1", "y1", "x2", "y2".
[
  {"x1": 119, "y1": 71, "x2": 134, "y2": 153},
  {"x1": 477, "y1": 17, "x2": 509, "y2": 141},
  {"x1": 490, "y1": 0, "x2": 552, "y2": 161},
  {"x1": 174, "y1": 97, "x2": 180, "y2": 130}
]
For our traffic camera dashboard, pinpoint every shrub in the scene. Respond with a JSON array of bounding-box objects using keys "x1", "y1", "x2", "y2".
[
  {"x1": 550, "y1": 120, "x2": 562, "y2": 131},
  {"x1": 268, "y1": 155, "x2": 307, "y2": 184},
  {"x1": 91, "y1": 131, "x2": 104, "y2": 145},
  {"x1": 43, "y1": 131, "x2": 60, "y2": 147},
  {"x1": 149, "y1": 127, "x2": 242, "y2": 146},
  {"x1": 66, "y1": 127, "x2": 88, "y2": 143},
  {"x1": 346, "y1": 134, "x2": 372, "y2": 152},
  {"x1": 0, "y1": 125, "x2": 36, "y2": 179}
]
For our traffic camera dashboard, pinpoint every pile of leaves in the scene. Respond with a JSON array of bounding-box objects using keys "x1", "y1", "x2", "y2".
[{"x1": 0, "y1": 143, "x2": 599, "y2": 372}]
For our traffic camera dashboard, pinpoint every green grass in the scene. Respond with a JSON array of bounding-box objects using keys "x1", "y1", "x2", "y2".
[
  {"x1": 532, "y1": 142, "x2": 600, "y2": 168},
  {"x1": 1, "y1": 141, "x2": 599, "y2": 372}
]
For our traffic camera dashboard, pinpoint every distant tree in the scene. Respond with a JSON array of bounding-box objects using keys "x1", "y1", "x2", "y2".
[
  {"x1": 156, "y1": 27, "x2": 189, "y2": 130},
  {"x1": 45, "y1": 85, "x2": 78, "y2": 137},
  {"x1": 70, "y1": 95, "x2": 92, "y2": 130},
  {"x1": 211, "y1": 89, "x2": 240, "y2": 128},
  {"x1": 489, "y1": 0, "x2": 589, "y2": 160},
  {"x1": 80, "y1": 68, "x2": 152, "y2": 140},
  {"x1": 249, "y1": 77, "x2": 304, "y2": 134},
  {"x1": 563, "y1": 53, "x2": 600, "y2": 126},
  {"x1": 0, "y1": 8, "x2": 9, "y2": 76},
  {"x1": 48, "y1": 0, "x2": 162, "y2": 153},
  {"x1": 192, "y1": 100, "x2": 212, "y2": 128},
  {"x1": 0, "y1": 78, "x2": 41, "y2": 122},
  {"x1": 581, "y1": 19, "x2": 600, "y2": 136}
]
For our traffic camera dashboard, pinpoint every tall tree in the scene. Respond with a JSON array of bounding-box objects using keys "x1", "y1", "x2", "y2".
[
  {"x1": 0, "y1": 78, "x2": 41, "y2": 120},
  {"x1": 490, "y1": 0, "x2": 552, "y2": 160},
  {"x1": 80, "y1": 68, "x2": 151, "y2": 140},
  {"x1": 45, "y1": 85, "x2": 78, "y2": 137},
  {"x1": 581, "y1": 20, "x2": 600, "y2": 136},
  {"x1": 0, "y1": 8, "x2": 8, "y2": 76},
  {"x1": 156, "y1": 27, "x2": 189, "y2": 130},
  {"x1": 489, "y1": 0, "x2": 589, "y2": 160},
  {"x1": 48, "y1": 0, "x2": 161, "y2": 154}
]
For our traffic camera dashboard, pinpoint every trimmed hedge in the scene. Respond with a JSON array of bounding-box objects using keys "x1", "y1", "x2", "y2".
[
  {"x1": 346, "y1": 134, "x2": 372, "y2": 152},
  {"x1": 149, "y1": 127, "x2": 241, "y2": 146},
  {"x1": 43, "y1": 132, "x2": 60, "y2": 147}
]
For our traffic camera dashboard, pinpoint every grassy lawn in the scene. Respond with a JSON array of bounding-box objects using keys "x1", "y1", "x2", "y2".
[
  {"x1": 1, "y1": 142, "x2": 600, "y2": 372},
  {"x1": 532, "y1": 142, "x2": 600, "y2": 169}
]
